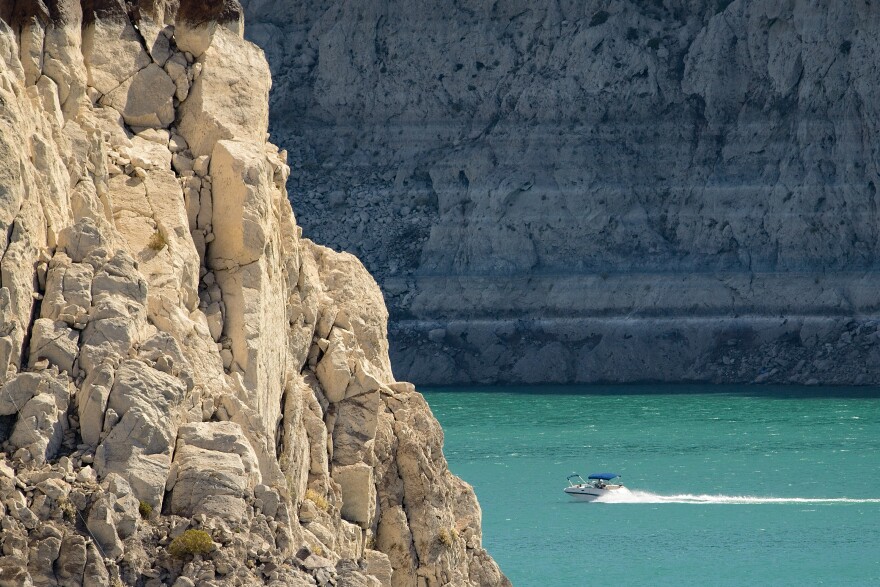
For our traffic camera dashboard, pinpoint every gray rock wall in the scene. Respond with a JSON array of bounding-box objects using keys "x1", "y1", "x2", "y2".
[{"x1": 243, "y1": 0, "x2": 880, "y2": 385}]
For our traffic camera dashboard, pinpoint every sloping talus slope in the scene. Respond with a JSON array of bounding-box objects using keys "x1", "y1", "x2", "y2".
[
  {"x1": 0, "y1": 2, "x2": 508, "y2": 585},
  {"x1": 243, "y1": 0, "x2": 880, "y2": 385}
]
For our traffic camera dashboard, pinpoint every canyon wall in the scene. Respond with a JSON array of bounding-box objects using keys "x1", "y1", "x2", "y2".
[
  {"x1": 242, "y1": 0, "x2": 880, "y2": 385},
  {"x1": 0, "y1": 2, "x2": 507, "y2": 585}
]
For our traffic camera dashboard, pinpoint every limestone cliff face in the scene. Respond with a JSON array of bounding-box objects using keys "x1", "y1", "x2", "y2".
[
  {"x1": 243, "y1": 0, "x2": 880, "y2": 385},
  {"x1": 0, "y1": 2, "x2": 507, "y2": 585}
]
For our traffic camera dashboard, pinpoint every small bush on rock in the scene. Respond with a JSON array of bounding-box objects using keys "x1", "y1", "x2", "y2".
[
  {"x1": 305, "y1": 489, "x2": 329, "y2": 512},
  {"x1": 59, "y1": 499, "x2": 76, "y2": 522},
  {"x1": 168, "y1": 529, "x2": 214, "y2": 559},
  {"x1": 438, "y1": 527, "x2": 458, "y2": 547},
  {"x1": 138, "y1": 500, "x2": 153, "y2": 519},
  {"x1": 148, "y1": 230, "x2": 166, "y2": 251}
]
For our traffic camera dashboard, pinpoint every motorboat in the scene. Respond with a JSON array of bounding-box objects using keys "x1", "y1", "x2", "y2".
[{"x1": 564, "y1": 473, "x2": 625, "y2": 501}]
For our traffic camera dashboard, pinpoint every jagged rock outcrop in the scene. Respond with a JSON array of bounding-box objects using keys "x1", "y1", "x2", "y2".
[
  {"x1": 242, "y1": 0, "x2": 880, "y2": 385},
  {"x1": 0, "y1": 3, "x2": 508, "y2": 585}
]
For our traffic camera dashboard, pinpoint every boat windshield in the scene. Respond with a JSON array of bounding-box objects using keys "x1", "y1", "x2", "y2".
[{"x1": 587, "y1": 473, "x2": 620, "y2": 481}]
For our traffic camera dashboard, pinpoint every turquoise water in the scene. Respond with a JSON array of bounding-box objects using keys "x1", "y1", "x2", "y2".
[{"x1": 422, "y1": 386, "x2": 880, "y2": 586}]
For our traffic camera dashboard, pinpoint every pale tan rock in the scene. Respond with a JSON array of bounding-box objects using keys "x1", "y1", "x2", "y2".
[
  {"x1": 0, "y1": 7, "x2": 506, "y2": 585},
  {"x1": 78, "y1": 254, "x2": 148, "y2": 374},
  {"x1": 169, "y1": 421, "x2": 260, "y2": 521},
  {"x1": 315, "y1": 329, "x2": 353, "y2": 403},
  {"x1": 172, "y1": 153, "x2": 194, "y2": 174},
  {"x1": 41, "y1": 254, "x2": 93, "y2": 329},
  {"x1": 18, "y1": 16, "x2": 45, "y2": 86},
  {"x1": 375, "y1": 506, "x2": 417, "y2": 587},
  {"x1": 307, "y1": 243, "x2": 394, "y2": 382},
  {"x1": 206, "y1": 138, "x2": 295, "y2": 441},
  {"x1": 35, "y1": 75, "x2": 64, "y2": 127},
  {"x1": 0, "y1": 373, "x2": 42, "y2": 417},
  {"x1": 177, "y1": 28, "x2": 271, "y2": 157},
  {"x1": 164, "y1": 52, "x2": 190, "y2": 101},
  {"x1": 332, "y1": 392, "x2": 381, "y2": 467},
  {"x1": 76, "y1": 466, "x2": 97, "y2": 484},
  {"x1": 169, "y1": 133, "x2": 189, "y2": 153},
  {"x1": 1, "y1": 372, "x2": 70, "y2": 465},
  {"x1": 83, "y1": 541, "x2": 110, "y2": 586},
  {"x1": 142, "y1": 25, "x2": 173, "y2": 67},
  {"x1": 208, "y1": 140, "x2": 274, "y2": 267},
  {"x1": 86, "y1": 499, "x2": 123, "y2": 560},
  {"x1": 0, "y1": 557, "x2": 32, "y2": 587},
  {"x1": 193, "y1": 155, "x2": 211, "y2": 177},
  {"x1": 96, "y1": 361, "x2": 186, "y2": 507},
  {"x1": 78, "y1": 363, "x2": 114, "y2": 447},
  {"x1": 28, "y1": 319, "x2": 79, "y2": 375},
  {"x1": 41, "y1": 3, "x2": 88, "y2": 117},
  {"x1": 57, "y1": 217, "x2": 111, "y2": 267},
  {"x1": 331, "y1": 463, "x2": 375, "y2": 527},
  {"x1": 364, "y1": 550, "x2": 393, "y2": 586},
  {"x1": 104, "y1": 473, "x2": 141, "y2": 539},
  {"x1": 100, "y1": 63, "x2": 176, "y2": 128},
  {"x1": 28, "y1": 535, "x2": 63, "y2": 586},
  {"x1": 174, "y1": 23, "x2": 218, "y2": 59},
  {"x1": 127, "y1": 136, "x2": 173, "y2": 170},
  {"x1": 82, "y1": 17, "x2": 151, "y2": 95},
  {"x1": 56, "y1": 534, "x2": 88, "y2": 587}
]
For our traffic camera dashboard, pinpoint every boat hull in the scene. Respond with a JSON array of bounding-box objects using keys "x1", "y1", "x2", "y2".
[{"x1": 564, "y1": 485, "x2": 626, "y2": 501}]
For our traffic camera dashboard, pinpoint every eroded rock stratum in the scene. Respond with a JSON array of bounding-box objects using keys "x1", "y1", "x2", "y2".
[
  {"x1": 242, "y1": 0, "x2": 880, "y2": 385},
  {"x1": 0, "y1": 2, "x2": 508, "y2": 585}
]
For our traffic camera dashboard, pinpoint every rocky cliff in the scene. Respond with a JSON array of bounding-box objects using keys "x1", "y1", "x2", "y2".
[
  {"x1": 242, "y1": 0, "x2": 880, "y2": 385},
  {"x1": 0, "y1": 2, "x2": 507, "y2": 585}
]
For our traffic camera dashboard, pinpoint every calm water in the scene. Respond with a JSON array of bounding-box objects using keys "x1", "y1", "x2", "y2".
[{"x1": 422, "y1": 386, "x2": 880, "y2": 586}]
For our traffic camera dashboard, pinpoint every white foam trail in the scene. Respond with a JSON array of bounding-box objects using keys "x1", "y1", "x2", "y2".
[{"x1": 595, "y1": 489, "x2": 880, "y2": 504}]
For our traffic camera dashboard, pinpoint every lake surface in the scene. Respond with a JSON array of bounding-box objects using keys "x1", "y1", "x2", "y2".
[{"x1": 421, "y1": 386, "x2": 880, "y2": 586}]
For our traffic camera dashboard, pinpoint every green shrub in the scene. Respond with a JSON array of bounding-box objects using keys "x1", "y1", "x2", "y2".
[
  {"x1": 438, "y1": 527, "x2": 459, "y2": 548},
  {"x1": 148, "y1": 230, "x2": 166, "y2": 251},
  {"x1": 59, "y1": 499, "x2": 76, "y2": 522},
  {"x1": 138, "y1": 500, "x2": 153, "y2": 520},
  {"x1": 305, "y1": 489, "x2": 329, "y2": 512},
  {"x1": 168, "y1": 529, "x2": 214, "y2": 559}
]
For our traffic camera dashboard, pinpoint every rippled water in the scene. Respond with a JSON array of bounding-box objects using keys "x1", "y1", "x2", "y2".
[{"x1": 422, "y1": 386, "x2": 880, "y2": 586}]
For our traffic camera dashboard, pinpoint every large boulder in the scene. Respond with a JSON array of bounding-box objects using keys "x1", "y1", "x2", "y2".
[
  {"x1": 95, "y1": 360, "x2": 186, "y2": 507},
  {"x1": 28, "y1": 319, "x2": 79, "y2": 376},
  {"x1": 100, "y1": 63, "x2": 176, "y2": 128},
  {"x1": 178, "y1": 27, "x2": 270, "y2": 157},
  {"x1": 82, "y1": 12, "x2": 151, "y2": 95},
  {"x1": 41, "y1": 253, "x2": 93, "y2": 329},
  {"x1": 331, "y1": 462, "x2": 376, "y2": 528},
  {"x1": 0, "y1": 372, "x2": 70, "y2": 464},
  {"x1": 168, "y1": 421, "x2": 260, "y2": 521}
]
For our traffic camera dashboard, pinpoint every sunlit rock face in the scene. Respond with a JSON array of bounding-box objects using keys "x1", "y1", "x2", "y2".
[
  {"x1": 242, "y1": 0, "x2": 880, "y2": 385},
  {"x1": 0, "y1": 2, "x2": 508, "y2": 585}
]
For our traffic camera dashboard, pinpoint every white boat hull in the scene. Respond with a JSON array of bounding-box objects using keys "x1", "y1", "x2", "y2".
[{"x1": 564, "y1": 484, "x2": 626, "y2": 501}]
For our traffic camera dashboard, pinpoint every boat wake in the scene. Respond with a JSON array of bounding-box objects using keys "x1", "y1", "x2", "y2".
[{"x1": 595, "y1": 489, "x2": 880, "y2": 505}]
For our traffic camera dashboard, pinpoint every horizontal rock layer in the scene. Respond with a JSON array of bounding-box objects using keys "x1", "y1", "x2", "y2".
[
  {"x1": 0, "y1": 2, "x2": 507, "y2": 585},
  {"x1": 241, "y1": 0, "x2": 880, "y2": 384}
]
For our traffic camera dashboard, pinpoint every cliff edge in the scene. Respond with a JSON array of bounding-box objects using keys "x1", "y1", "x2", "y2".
[{"x1": 0, "y1": 2, "x2": 508, "y2": 585}]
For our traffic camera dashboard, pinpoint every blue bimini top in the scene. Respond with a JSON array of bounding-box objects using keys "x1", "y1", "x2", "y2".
[{"x1": 587, "y1": 473, "x2": 620, "y2": 480}]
